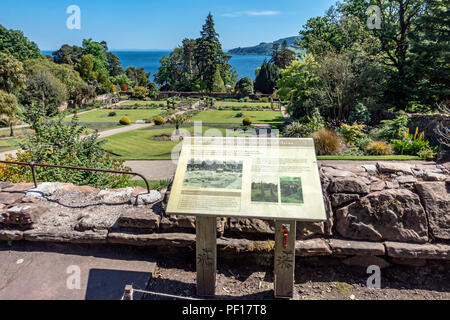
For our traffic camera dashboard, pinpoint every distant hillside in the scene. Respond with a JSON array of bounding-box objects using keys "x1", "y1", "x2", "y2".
[{"x1": 228, "y1": 36, "x2": 304, "y2": 56}]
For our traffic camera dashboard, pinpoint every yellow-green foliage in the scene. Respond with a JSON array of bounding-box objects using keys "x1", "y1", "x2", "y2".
[
  {"x1": 119, "y1": 116, "x2": 131, "y2": 125},
  {"x1": 312, "y1": 129, "x2": 344, "y2": 155},
  {"x1": 242, "y1": 116, "x2": 252, "y2": 126},
  {"x1": 340, "y1": 123, "x2": 366, "y2": 144},
  {"x1": 365, "y1": 140, "x2": 394, "y2": 155},
  {"x1": 153, "y1": 115, "x2": 165, "y2": 125}
]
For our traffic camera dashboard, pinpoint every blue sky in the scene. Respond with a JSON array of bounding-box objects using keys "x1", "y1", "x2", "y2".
[{"x1": 1, "y1": 0, "x2": 336, "y2": 50}]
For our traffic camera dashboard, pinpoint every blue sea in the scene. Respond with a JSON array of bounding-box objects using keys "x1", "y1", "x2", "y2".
[{"x1": 42, "y1": 50, "x2": 269, "y2": 81}]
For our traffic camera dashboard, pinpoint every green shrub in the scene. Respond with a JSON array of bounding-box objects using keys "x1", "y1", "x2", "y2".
[
  {"x1": 365, "y1": 141, "x2": 394, "y2": 155},
  {"x1": 391, "y1": 127, "x2": 430, "y2": 155},
  {"x1": 355, "y1": 136, "x2": 373, "y2": 151},
  {"x1": 154, "y1": 115, "x2": 165, "y2": 125},
  {"x1": 375, "y1": 115, "x2": 409, "y2": 141},
  {"x1": 260, "y1": 97, "x2": 270, "y2": 103},
  {"x1": 235, "y1": 112, "x2": 244, "y2": 118},
  {"x1": 339, "y1": 123, "x2": 366, "y2": 144},
  {"x1": 242, "y1": 117, "x2": 252, "y2": 126},
  {"x1": 348, "y1": 103, "x2": 371, "y2": 125},
  {"x1": 418, "y1": 147, "x2": 437, "y2": 160},
  {"x1": 282, "y1": 121, "x2": 309, "y2": 137},
  {"x1": 119, "y1": 116, "x2": 131, "y2": 125},
  {"x1": 108, "y1": 111, "x2": 117, "y2": 117},
  {"x1": 312, "y1": 129, "x2": 344, "y2": 155},
  {"x1": 8, "y1": 114, "x2": 131, "y2": 188}
]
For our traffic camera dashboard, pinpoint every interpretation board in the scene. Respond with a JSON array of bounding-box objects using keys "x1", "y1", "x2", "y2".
[{"x1": 166, "y1": 136, "x2": 327, "y2": 221}]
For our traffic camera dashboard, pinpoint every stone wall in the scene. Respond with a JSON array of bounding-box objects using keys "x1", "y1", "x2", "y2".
[
  {"x1": 407, "y1": 113, "x2": 450, "y2": 145},
  {"x1": 0, "y1": 161, "x2": 449, "y2": 267}
]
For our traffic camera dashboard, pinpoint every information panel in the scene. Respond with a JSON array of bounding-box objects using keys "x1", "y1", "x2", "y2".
[{"x1": 166, "y1": 137, "x2": 327, "y2": 221}]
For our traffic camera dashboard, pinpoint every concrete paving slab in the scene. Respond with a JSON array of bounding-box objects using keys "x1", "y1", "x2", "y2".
[{"x1": 0, "y1": 242, "x2": 156, "y2": 300}]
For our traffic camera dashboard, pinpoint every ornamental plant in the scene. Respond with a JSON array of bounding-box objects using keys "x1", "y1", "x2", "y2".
[
  {"x1": 339, "y1": 123, "x2": 366, "y2": 145},
  {"x1": 391, "y1": 127, "x2": 430, "y2": 155},
  {"x1": 154, "y1": 115, "x2": 165, "y2": 125},
  {"x1": 119, "y1": 116, "x2": 131, "y2": 125},
  {"x1": 242, "y1": 117, "x2": 252, "y2": 126}
]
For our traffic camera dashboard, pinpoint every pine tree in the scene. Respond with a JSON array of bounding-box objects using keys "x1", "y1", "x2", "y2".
[
  {"x1": 408, "y1": 1, "x2": 450, "y2": 105},
  {"x1": 254, "y1": 60, "x2": 281, "y2": 94},
  {"x1": 195, "y1": 13, "x2": 228, "y2": 91}
]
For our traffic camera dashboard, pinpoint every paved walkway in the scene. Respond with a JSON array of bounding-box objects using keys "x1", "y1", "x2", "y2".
[{"x1": 0, "y1": 242, "x2": 156, "y2": 300}]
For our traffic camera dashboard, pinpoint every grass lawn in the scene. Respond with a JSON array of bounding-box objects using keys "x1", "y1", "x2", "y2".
[
  {"x1": 316, "y1": 155, "x2": 422, "y2": 160},
  {"x1": 65, "y1": 109, "x2": 163, "y2": 123},
  {"x1": 0, "y1": 127, "x2": 33, "y2": 152},
  {"x1": 100, "y1": 125, "x2": 246, "y2": 160},
  {"x1": 191, "y1": 110, "x2": 284, "y2": 124}
]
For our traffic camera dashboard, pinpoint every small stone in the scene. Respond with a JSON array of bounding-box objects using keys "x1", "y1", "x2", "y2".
[
  {"x1": 385, "y1": 180, "x2": 400, "y2": 189},
  {"x1": 26, "y1": 182, "x2": 58, "y2": 198},
  {"x1": 397, "y1": 175, "x2": 417, "y2": 184},
  {"x1": 329, "y1": 239, "x2": 385, "y2": 256},
  {"x1": 370, "y1": 180, "x2": 386, "y2": 192},
  {"x1": 385, "y1": 241, "x2": 450, "y2": 260},
  {"x1": 377, "y1": 162, "x2": 413, "y2": 175},
  {"x1": 322, "y1": 167, "x2": 356, "y2": 178},
  {"x1": 331, "y1": 194, "x2": 360, "y2": 207},
  {"x1": 0, "y1": 192, "x2": 25, "y2": 205},
  {"x1": 362, "y1": 164, "x2": 378, "y2": 173},
  {"x1": 1, "y1": 203, "x2": 48, "y2": 228},
  {"x1": 329, "y1": 177, "x2": 370, "y2": 194},
  {"x1": 118, "y1": 208, "x2": 161, "y2": 230},
  {"x1": 132, "y1": 190, "x2": 162, "y2": 206},
  {"x1": 295, "y1": 239, "x2": 332, "y2": 257}
]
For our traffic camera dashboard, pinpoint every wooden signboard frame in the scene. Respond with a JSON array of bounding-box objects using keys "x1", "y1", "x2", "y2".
[{"x1": 166, "y1": 137, "x2": 327, "y2": 298}]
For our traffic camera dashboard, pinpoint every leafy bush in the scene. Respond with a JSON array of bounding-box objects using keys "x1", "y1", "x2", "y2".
[
  {"x1": 355, "y1": 136, "x2": 373, "y2": 151},
  {"x1": 132, "y1": 86, "x2": 150, "y2": 99},
  {"x1": 235, "y1": 112, "x2": 244, "y2": 118},
  {"x1": 391, "y1": 128, "x2": 430, "y2": 155},
  {"x1": 242, "y1": 117, "x2": 252, "y2": 126},
  {"x1": 108, "y1": 111, "x2": 117, "y2": 117},
  {"x1": 312, "y1": 129, "x2": 344, "y2": 155},
  {"x1": 365, "y1": 141, "x2": 394, "y2": 155},
  {"x1": 339, "y1": 123, "x2": 366, "y2": 144},
  {"x1": 1, "y1": 115, "x2": 131, "y2": 188},
  {"x1": 119, "y1": 116, "x2": 131, "y2": 125},
  {"x1": 282, "y1": 121, "x2": 309, "y2": 137},
  {"x1": 418, "y1": 147, "x2": 437, "y2": 160},
  {"x1": 374, "y1": 115, "x2": 409, "y2": 141},
  {"x1": 154, "y1": 115, "x2": 165, "y2": 125},
  {"x1": 283, "y1": 109, "x2": 325, "y2": 138},
  {"x1": 260, "y1": 97, "x2": 270, "y2": 103},
  {"x1": 234, "y1": 77, "x2": 254, "y2": 96},
  {"x1": 348, "y1": 102, "x2": 371, "y2": 125}
]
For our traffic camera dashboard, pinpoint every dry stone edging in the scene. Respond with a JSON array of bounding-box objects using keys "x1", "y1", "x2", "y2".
[{"x1": 0, "y1": 160, "x2": 449, "y2": 265}]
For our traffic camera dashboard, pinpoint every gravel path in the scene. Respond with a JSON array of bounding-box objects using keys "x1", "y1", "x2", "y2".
[{"x1": 145, "y1": 253, "x2": 450, "y2": 300}]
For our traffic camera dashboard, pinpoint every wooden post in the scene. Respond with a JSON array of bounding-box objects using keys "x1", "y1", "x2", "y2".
[
  {"x1": 274, "y1": 220, "x2": 296, "y2": 298},
  {"x1": 196, "y1": 216, "x2": 217, "y2": 296}
]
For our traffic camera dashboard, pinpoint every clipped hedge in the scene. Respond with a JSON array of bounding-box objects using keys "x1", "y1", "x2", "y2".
[{"x1": 119, "y1": 116, "x2": 131, "y2": 125}]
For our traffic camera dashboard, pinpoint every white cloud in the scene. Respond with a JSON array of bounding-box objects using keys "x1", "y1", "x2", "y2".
[
  {"x1": 221, "y1": 11, "x2": 280, "y2": 18},
  {"x1": 246, "y1": 11, "x2": 280, "y2": 16}
]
